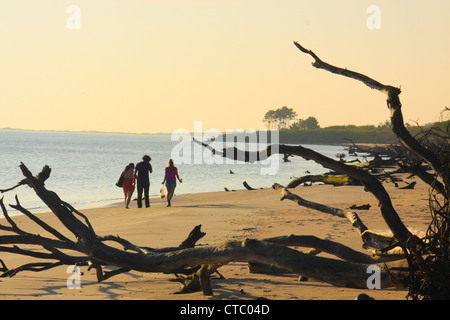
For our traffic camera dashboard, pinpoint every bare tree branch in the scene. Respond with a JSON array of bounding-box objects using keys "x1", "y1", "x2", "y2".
[
  {"x1": 194, "y1": 138, "x2": 413, "y2": 246},
  {"x1": 271, "y1": 183, "x2": 400, "y2": 251},
  {"x1": 293, "y1": 41, "x2": 443, "y2": 182}
]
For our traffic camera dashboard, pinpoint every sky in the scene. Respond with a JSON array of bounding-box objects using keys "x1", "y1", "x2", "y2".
[{"x1": 0, "y1": 0, "x2": 449, "y2": 134}]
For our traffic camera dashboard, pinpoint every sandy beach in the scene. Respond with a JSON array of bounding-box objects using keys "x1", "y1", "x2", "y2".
[{"x1": 0, "y1": 174, "x2": 431, "y2": 300}]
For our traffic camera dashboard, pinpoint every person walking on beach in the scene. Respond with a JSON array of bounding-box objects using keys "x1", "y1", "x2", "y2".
[
  {"x1": 121, "y1": 163, "x2": 135, "y2": 209},
  {"x1": 134, "y1": 155, "x2": 152, "y2": 208},
  {"x1": 162, "y1": 158, "x2": 182, "y2": 207}
]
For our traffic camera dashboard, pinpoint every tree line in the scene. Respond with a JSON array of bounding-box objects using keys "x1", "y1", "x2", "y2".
[
  {"x1": 263, "y1": 106, "x2": 319, "y2": 130},
  {"x1": 262, "y1": 106, "x2": 449, "y2": 144}
]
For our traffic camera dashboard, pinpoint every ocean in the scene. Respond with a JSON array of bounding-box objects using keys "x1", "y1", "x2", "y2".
[{"x1": 0, "y1": 129, "x2": 355, "y2": 216}]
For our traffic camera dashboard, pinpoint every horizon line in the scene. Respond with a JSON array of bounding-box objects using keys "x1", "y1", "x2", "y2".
[{"x1": 0, "y1": 121, "x2": 438, "y2": 136}]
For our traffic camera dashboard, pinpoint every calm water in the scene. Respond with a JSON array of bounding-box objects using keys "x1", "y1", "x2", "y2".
[{"x1": 0, "y1": 129, "x2": 354, "y2": 215}]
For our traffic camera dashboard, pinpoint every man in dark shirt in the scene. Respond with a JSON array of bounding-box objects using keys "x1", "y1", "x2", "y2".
[{"x1": 134, "y1": 155, "x2": 153, "y2": 208}]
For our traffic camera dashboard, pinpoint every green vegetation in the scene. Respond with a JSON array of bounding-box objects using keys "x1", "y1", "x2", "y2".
[
  {"x1": 280, "y1": 125, "x2": 398, "y2": 144},
  {"x1": 262, "y1": 106, "x2": 449, "y2": 145},
  {"x1": 281, "y1": 122, "x2": 450, "y2": 145},
  {"x1": 290, "y1": 116, "x2": 320, "y2": 130},
  {"x1": 263, "y1": 106, "x2": 298, "y2": 129}
]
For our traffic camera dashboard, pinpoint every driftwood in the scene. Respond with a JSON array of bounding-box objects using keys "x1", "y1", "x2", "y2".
[
  {"x1": 0, "y1": 165, "x2": 51, "y2": 193},
  {"x1": 194, "y1": 43, "x2": 436, "y2": 250},
  {"x1": 343, "y1": 140, "x2": 427, "y2": 188},
  {"x1": 0, "y1": 163, "x2": 412, "y2": 295},
  {"x1": 194, "y1": 41, "x2": 450, "y2": 299},
  {"x1": 243, "y1": 181, "x2": 256, "y2": 190},
  {"x1": 193, "y1": 142, "x2": 413, "y2": 247},
  {"x1": 399, "y1": 181, "x2": 416, "y2": 190},
  {"x1": 350, "y1": 204, "x2": 371, "y2": 210},
  {"x1": 272, "y1": 183, "x2": 398, "y2": 251},
  {"x1": 292, "y1": 41, "x2": 445, "y2": 189}
]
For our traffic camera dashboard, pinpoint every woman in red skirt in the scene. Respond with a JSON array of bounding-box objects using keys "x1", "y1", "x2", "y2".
[{"x1": 122, "y1": 163, "x2": 135, "y2": 209}]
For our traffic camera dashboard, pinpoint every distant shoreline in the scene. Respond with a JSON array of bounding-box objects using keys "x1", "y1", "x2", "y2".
[
  {"x1": 0, "y1": 127, "x2": 172, "y2": 136},
  {"x1": 1, "y1": 126, "x2": 402, "y2": 146}
]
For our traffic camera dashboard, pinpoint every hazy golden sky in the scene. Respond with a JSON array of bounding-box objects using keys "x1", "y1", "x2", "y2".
[{"x1": 1, "y1": 0, "x2": 449, "y2": 133}]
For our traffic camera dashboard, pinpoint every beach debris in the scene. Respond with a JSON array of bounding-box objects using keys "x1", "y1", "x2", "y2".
[
  {"x1": 399, "y1": 181, "x2": 416, "y2": 190},
  {"x1": 349, "y1": 204, "x2": 371, "y2": 210},
  {"x1": 298, "y1": 276, "x2": 308, "y2": 282},
  {"x1": 243, "y1": 181, "x2": 256, "y2": 190},
  {"x1": 286, "y1": 174, "x2": 356, "y2": 188},
  {"x1": 179, "y1": 224, "x2": 206, "y2": 249},
  {"x1": 272, "y1": 183, "x2": 404, "y2": 250}
]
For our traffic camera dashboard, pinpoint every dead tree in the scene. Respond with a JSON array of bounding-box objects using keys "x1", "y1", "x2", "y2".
[
  {"x1": 194, "y1": 42, "x2": 449, "y2": 299},
  {"x1": 293, "y1": 42, "x2": 449, "y2": 299}
]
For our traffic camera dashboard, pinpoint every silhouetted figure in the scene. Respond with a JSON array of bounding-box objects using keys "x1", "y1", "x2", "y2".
[{"x1": 134, "y1": 155, "x2": 152, "y2": 208}]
